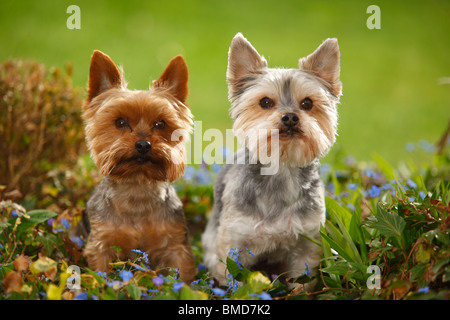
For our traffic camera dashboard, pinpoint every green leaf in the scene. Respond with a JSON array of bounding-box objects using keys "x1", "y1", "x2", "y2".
[
  {"x1": 326, "y1": 208, "x2": 363, "y2": 264},
  {"x1": 101, "y1": 287, "x2": 118, "y2": 300},
  {"x1": 179, "y1": 286, "x2": 207, "y2": 300},
  {"x1": 16, "y1": 209, "x2": 57, "y2": 233},
  {"x1": 326, "y1": 196, "x2": 352, "y2": 229},
  {"x1": 349, "y1": 212, "x2": 368, "y2": 263},
  {"x1": 226, "y1": 257, "x2": 251, "y2": 281},
  {"x1": 369, "y1": 205, "x2": 406, "y2": 243},
  {"x1": 232, "y1": 284, "x2": 251, "y2": 299},
  {"x1": 36, "y1": 233, "x2": 61, "y2": 256},
  {"x1": 127, "y1": 282, "x2": 142, "y2": 300},
  {"x1": 320, "y1": 230, "x2": 354, "y2": 263},
  {"x1": 320, "y1": 225, "x2": 341, "y2": 287},
  {"x1": 226, "y1": 257, "x2": 241, "y2": 278}
]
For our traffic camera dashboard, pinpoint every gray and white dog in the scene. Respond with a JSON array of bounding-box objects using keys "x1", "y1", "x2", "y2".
[{"x1": 202, "y1": 33, "x2": 342, "y2": 287}]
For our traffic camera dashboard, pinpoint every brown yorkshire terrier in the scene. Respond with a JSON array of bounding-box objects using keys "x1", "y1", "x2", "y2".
[{"x1": 81, "y1": 50, "x2": 197, "y2": 283}]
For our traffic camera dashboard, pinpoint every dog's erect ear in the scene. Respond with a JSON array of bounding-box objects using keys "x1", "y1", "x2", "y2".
[
  {"x1": 153, "y1": 55, "x2": 189, "y2": 104},
  {"x1": 299, "y1": 38, "x2": 341, "y2": 96},
  {"x1": 87, "y1": 50, "x2": 124, "y2": 102},
  {"x1": 227, "y1": 33, "x2": 267, "y2": 84}
]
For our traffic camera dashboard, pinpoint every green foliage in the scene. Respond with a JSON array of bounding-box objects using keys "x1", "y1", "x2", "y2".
[{"x1": 316, "y1": 148, "x2": 450, "y2": 300}]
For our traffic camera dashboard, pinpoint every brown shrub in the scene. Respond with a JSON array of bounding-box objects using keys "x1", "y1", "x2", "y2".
[{"x1": 0, "y1": 60, "x2": 86, "y2": 196}]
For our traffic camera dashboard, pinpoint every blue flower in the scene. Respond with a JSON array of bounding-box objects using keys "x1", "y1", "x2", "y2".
[
  {"x1": 418, "y1": 286, "x2": 429, "y2": 294},
  {"x1": 61, "y1": 218, "x2": 70, "y2": 230},
  {"x1": 249, "y1": 292, "x2": 272, "y2": 300},
  {"x1": 365, "y1": 170, "x2": 377, "y2": 178},
  {"x1": 228, "y1": 248, "x2": 243, "y2": 270},
  {"x1": 319, "y1": 163, "x2": 332, "y2": 176},
  {"x1": 106, "y1": 281, "x2": 122, "y2": 289},
  {"x1": 152, "y1": 276, "x2": 164, "y2": 286},
  {"x1": 305, "y1": 263, "x2": 311, "y2": 276},
  {"x1": 212, "y1": 287, "x2": 226, "y2": 296},
  {"x1": 347, "y1": 183, "x2": 358, "y2": 191},
  {"x1": 97, "y1": 271, "x2": 107, "y2": 278},
  {"x1": 405, "y1": 142, "x2": 415, "y2": 152},
  {"x1": 381, "y1": 183, "x2": 395, "y2": 196},
  {"x1": 132, "y1": 249, "x2": 149, "y2": 264},
  {"x1": 196, "y1": 168, "x2": 213, "y2": 185},
  {"x1": 134, "y1": 265, "x2": 148, "y2": 271},
  {"x1": 368, "y1": 185, "x2": 381, "y2": 198},
  {"x1": 245, "y1": 248, "x2": 255, "y2": 256},
  {"x1": 197, "y1": 264, "x2": 206, "y2": 271},
  {"x1": 70, "y1": 236, "x2": 84, "y2": 248},
  {"x1": 419, "y1": 140, "x2": 435, "y2": 153},
  {"x1": 407, "y1": 179, "x2": 417, "y2": 189},
  {"x1": 183, "y1": 165, "x2": 196, "y2": 181},
  {"x1": 227, "y1": 274, "x2": 238, "y2": 293},
  {"x1": 172, "y1": 281, "x2": 184, "y2": 293},
  {"x1": 120, "y1": 270, "x2": 134, "y2": 282},
  {"x1": 11, "y1": 210, "x2": 18, "y2": 217},
  {"x1": 74, "y1": 292, "x2": 88, "y2": 300},
  {"x1": 419, "y1": 191, "x2": 426, "y2": 200},
  {"x1": 211, "y1": 163, "x2": 222, "y2": 174}
]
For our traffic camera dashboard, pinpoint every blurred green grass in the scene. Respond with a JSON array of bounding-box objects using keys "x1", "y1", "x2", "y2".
[{"x1": 0, "y1": 0, "x2": 449, "y2": 164}]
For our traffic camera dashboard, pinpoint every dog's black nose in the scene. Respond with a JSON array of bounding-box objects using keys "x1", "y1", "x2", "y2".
[
  {"x1": 135, "y1": 140, "x2": 152, "y2": 154},
  {"x1": 281, "y1": 113, "x2": 299, "y2": 127}
]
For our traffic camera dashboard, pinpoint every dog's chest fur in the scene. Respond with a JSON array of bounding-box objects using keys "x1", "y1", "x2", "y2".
[
  {"x1": 87, "y1": 177, "x2": 183, "y2": 226},
  {"x1": 217, "y1": 154, "x2": 325, "y2": 252}
]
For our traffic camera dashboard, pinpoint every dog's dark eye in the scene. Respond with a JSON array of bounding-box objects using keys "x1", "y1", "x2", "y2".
[
  {"x1": 259, "y1": 97, "x2": 274, "y2": 109},
  {"x1": 153, "y1": 120, "x2": 166, "y2": 130},
  {"x1": 115, "y1": 117, "x2": 130, "y2": 129},
  {"x1": 300, "y1": 98, "x2": 313, "y2": 111}
]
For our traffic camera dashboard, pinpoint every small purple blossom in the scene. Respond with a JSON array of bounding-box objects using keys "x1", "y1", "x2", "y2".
[{"x1": 152, "y1": 276, "x2": 164, "y2": 286}]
